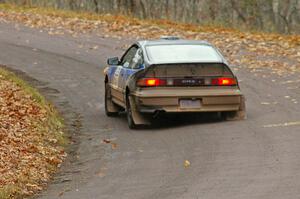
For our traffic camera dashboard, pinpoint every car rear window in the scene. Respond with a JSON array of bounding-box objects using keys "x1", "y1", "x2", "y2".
[
  {"x1": 146, "y1": 44, "x2": 222, "y2": 63},
  {"x1": 144, "y1": 63, "x2": 233, "y2": 78}
]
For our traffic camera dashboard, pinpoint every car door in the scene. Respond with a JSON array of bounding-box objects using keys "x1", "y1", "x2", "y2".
[
  {"x1": 120, "y1": 48, "x2": 144, "y2": 90},
  {"x1": 118, "y1": 45, "x2": 140, "y2": 93},
  {"x1": 110, "y1": 46, "x2": 137, "y2": 102},
  {"x1": 110, "y1": 62, "x2": 123, "y2": 103}
]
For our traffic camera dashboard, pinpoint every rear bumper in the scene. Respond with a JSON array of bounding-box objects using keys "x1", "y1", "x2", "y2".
[{"x1": 132, "y1": 87, "x2": 243, "y2": 113}]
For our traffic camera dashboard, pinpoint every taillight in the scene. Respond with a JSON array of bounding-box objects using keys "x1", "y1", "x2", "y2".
[
  {"x1": 137, "y1": 78, "x2": 166, "y2": 87},
  {"x1": 137, "y1": 77, "x2": 237, "y2": 87},
  {"x1": 211, "y1": 77, "x2": 237, "y2": 86}
]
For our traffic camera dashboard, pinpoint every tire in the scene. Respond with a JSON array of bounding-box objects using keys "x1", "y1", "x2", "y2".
[
  {"x1": 126, "y1": 96, "x2": 137, "y2": 129},
  {"x1": 221, "y1": 111, "x2": 233, "y2": 121},
  {"x1": 105, "y1": 83, "x2": 119, "y2": 117}
]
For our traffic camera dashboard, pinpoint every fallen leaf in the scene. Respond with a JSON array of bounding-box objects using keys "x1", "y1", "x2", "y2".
[
  {"x1": 184, "y1": 160, "x2": 191, "y2": 168},
  {"x1": 102, "y1": 139, "x2": 111, "y2": 144},
  {"x1": 111, "y1": 143, "x2": 117, "y2": 150}
]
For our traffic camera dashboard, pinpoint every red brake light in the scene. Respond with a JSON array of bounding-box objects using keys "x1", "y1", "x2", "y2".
[
  {"x1": 146, "y1": 79, "x2": 158, "y2": 86},
  {"x1": 137, "y1": 78, "x2": 166, "y2": 87},
  {"x1": 212, "y1": 78, "x2": 237, "y2": 86}
]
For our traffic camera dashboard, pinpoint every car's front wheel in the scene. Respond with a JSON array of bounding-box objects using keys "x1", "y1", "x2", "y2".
[{"x1": 105, "y1": 83, "x2": 119, "y2": 117}]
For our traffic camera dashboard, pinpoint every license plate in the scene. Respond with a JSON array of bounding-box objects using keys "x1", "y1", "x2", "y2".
[
  {"x1": 180, "y1": 100, "x2": 201, "y2": 109},
  {"x1": 174, "y1": 79, "x2": 204, "y2": 86}
]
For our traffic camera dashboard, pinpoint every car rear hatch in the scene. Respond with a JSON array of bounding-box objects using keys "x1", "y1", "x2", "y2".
[
  {"x1": 137, "y1": 63, "x2": 238, "y2": 87},
  {"x1": 133, "y1": 63, "x2": 242, "y2": 112}
]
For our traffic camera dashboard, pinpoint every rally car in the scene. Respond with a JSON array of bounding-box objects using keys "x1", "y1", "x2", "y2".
[{"x1": 104, "y1": 37, "x2": 246, "y2": 129}]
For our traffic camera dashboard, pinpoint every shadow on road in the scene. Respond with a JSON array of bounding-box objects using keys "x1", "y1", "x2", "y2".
[{"x1": 119, "y1": 112, "x2": 224, "y2": 130}]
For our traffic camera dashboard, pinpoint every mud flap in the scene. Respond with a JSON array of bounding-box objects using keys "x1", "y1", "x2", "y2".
[
  {"x1": 106, "y1": 84, "x2": 120, "y2": 113},
  {"x1": 238, "y1": 95, "x2": 247, "y2": 120},
  {"x1": 225, "y1": 95, "x2": 247, "y2": 121},
  {"x1": 129, "y1": 96, "x2": 151, "y2": 125},
  {"x1": 107, "y1": 99, "x2": 120, "y2": 113}
]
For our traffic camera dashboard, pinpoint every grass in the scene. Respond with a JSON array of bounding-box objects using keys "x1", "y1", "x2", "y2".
[
  {"x1": 0, "y1": 185, "x2": 21, "y2": 199},
  {"x1": 0, "y1": 67, "x2": 67, "y2": 199},
  {"x1": 0, "y1": 67, "x2": 66, "y2": 145}
]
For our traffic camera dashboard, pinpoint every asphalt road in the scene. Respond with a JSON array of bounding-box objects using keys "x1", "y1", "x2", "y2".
[{"x1": 1, "y1": 22, "x2": 300, "y2": 199}]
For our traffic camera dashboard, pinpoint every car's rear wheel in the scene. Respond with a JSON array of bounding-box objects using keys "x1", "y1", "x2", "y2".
[
  {"x1": 105, "y1": 83, "x2": 119, "y2": 117},
  {"x1": 126, "y1": 95, "x2": 137, "y2": 129},
  {"x1": 221, "y1": 111, "x2": 235, "y2": 120}
]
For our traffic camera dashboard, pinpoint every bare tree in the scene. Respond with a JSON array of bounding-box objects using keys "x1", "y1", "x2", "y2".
[{"x1": 5, "y1": 0, "x2": 300, "y2": 34}]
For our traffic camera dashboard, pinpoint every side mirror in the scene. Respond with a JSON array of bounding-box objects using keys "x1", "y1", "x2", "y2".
[{"x1": 107, "y1": 57, "x2": 119, "y2": 65}]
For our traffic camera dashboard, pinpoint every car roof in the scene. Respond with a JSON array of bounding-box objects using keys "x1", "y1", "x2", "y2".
[{"x1": 137, "y1": 39, "x2": 212, "y2": 47}]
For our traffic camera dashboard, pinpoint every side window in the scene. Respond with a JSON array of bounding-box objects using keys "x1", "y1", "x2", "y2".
[
  {"x1": 130, "y1": 49, "x2": 144, "y2": 69},
  {"x1": 120, "y1": 46, "x2": 138, "y2": 68}
]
